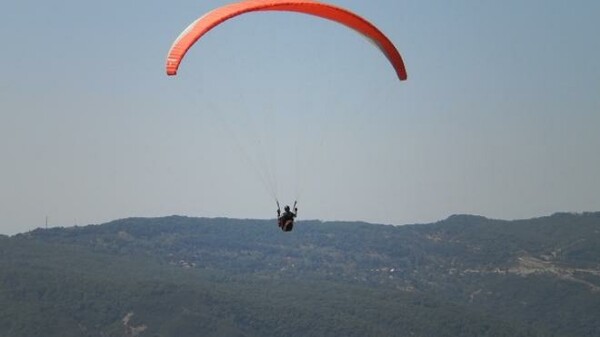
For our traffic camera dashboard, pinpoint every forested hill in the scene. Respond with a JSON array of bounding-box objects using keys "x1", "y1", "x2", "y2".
[{"x1": 1, "y1": 212, "x2": 600, "y2": 337}]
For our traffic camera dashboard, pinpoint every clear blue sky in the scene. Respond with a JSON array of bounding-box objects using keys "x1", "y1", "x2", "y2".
[{"x1": 1, "y1": 0, "x2": 599, "y2": 234}]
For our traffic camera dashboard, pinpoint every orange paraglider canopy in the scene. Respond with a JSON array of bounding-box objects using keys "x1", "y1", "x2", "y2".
[{"x1": 166, "y1": 0, "x2": 407, "y2": 81}]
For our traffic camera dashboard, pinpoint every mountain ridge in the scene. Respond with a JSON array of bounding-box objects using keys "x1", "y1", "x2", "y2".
[{"x1": 2, "y1": 211, "x2": 599, "y2": 337}]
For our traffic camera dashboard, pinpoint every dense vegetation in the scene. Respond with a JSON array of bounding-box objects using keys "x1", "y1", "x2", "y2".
[{"x1": 1, "y1": 212, "x2": 599, "y2": 337}]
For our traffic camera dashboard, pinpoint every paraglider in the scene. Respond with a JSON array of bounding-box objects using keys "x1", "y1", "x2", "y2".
[
  {"x1": 166, "y1": 0, "x2": 407, "y2": 81},
  {"x1": 277, "y1": 201, "x2": 298, "y2": 232},
  {"x1": 165, "y1": 0, "x2": 407, "y2": 232}
]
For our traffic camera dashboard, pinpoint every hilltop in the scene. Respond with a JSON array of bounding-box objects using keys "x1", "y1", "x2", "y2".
[{"x1": 1, "y1": 212, "x2": 599, "y2": 337}]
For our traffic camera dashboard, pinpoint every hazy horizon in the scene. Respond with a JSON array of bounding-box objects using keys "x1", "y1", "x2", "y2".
[{"x1": 2, "y1": 0, "x2": 599, "y2": 235}]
